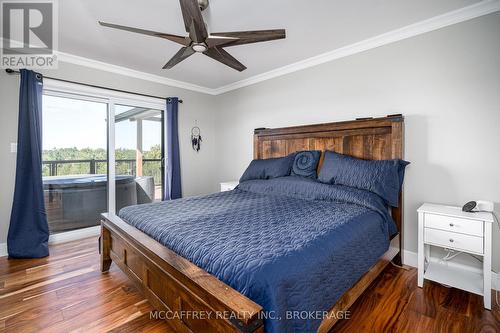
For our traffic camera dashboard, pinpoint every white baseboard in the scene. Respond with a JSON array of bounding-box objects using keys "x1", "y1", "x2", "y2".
[
  {"x1": 0, "y1": 243, "x2": 6, "y2": 258},
  {"x1": 48, "y1": 226, "x2": 100, "y2": 245},
  {"x1": 0, "y1": 226, "x2": 100, "y2": 258},
  {"x1": 403, "y1": 249, "x2": 499, "y2": 291},
  {"x1": 403, "y1": 250, "x2": 418, "y2": 267},
  {"x1": 1, "y1": 234, "x2": 498, "y2": 293}
]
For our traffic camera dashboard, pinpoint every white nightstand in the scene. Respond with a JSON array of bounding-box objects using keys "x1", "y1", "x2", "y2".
[
  {"x1": 417, "y1": 203, "x2": 494, "y2": 309},
  {"x1": 220, "y1": 181, "x2": 239, "y2": 192}
]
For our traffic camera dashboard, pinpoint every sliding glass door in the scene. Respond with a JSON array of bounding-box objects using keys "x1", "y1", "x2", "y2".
[
  {"x1": 42, "y1": 93, "x2": 109, "y2": 234},
  {"x1": 42, "y1": 80, "x2": 166, "y2": 234},
  {"x1": 114, "y1": 104, "x2": 164, "y2": 213}
]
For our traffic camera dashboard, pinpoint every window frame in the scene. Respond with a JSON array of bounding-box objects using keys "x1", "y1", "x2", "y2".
[{"x1": 42, "y1": 78, "x2": 166, "y2": 218}]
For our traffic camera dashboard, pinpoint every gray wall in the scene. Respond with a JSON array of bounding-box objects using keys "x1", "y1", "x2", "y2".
[
  {"x1": 213, "y1": 13, "x2": 500, "y2": 268},
  {"x1": 1, "y1": 12, "x2": 499, "y2": 269},
  {"x1": 0, "y1": 62, "x2": 218, "y2": 244}
]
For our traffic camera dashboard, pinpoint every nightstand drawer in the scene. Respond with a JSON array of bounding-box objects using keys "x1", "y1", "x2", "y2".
[
  {"x1": 418, "y1": 203, "x2": 493, "y2": 309},
  {"x1": 424, "y1": 228, "x2": 483, "y2": 254},
  {"x1": 424, "y1": 213, "x2": 483, "y2": 237}
]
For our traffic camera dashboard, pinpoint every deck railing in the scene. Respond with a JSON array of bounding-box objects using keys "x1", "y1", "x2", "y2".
[{"x1": 42, "y1": 159, "x2": 163, "y2": 184}]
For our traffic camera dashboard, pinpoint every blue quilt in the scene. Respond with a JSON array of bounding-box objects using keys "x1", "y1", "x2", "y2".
[{"x1": 119, "y1": 176, "x2": 396, "y2": 333}]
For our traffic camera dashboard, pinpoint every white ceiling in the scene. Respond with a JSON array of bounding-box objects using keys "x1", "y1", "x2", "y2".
[{"x1": 59, "y1": 0, "x2": 480, "y2": 89}]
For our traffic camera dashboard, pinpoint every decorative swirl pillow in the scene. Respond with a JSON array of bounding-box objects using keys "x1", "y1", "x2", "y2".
[
  {"x1": 290, "y1": 150, "x2": 321, "y2": 179},
  {"x1": 240, "y1": 154, "x2": 295, "y2": 183},
  {"x1": 318, "y1": 151, "x2": 409, "y2": 207}
]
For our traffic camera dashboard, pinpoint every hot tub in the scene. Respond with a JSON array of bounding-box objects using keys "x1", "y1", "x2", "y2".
[{"x1": 43, "y1": 174, "x2": 137, "y2": 233}]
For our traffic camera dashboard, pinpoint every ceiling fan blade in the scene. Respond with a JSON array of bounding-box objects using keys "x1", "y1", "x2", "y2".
[
  {"x1": 99, "y1": 21, "x2": 190, "y2": 46},
  {"x1": 203, "y1": 47, "x2": 247, "y2": 72},
  {"x1": 179, "y1": 0, "x2": 208, "y2": 43},
  {"x1": 205, "y1": 36, "x2": 240, "y2": 48},
  {"x1": 209, "y1": 29, "x2": 286, "y2": 47},
  {"x1": 163, "y1": 47, "x2": 196, "y2": 69}
]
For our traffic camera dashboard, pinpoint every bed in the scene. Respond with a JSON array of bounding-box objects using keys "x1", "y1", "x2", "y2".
[{"x1": 100, "y1": 115, "x2": 405, "y2": 333}]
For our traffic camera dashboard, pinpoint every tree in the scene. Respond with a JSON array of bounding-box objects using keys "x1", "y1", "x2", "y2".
[{"x1": 42, "y1": 147, "x2": 162, "y2": 186}]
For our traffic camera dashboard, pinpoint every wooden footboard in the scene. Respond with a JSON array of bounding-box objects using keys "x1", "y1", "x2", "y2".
[{"x1": 100, "y1": 213, "x2": 264, "y2": 333}]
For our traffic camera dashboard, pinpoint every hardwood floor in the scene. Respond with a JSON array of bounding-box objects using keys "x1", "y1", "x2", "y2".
[{"x1": 0, "y1": 237, "x2": 498, "y2": 333}]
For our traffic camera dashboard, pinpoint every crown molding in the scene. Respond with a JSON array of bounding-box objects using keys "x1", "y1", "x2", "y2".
[
  {"x1": 0, "y1": 37, "x2": 215, "y2": 94},
  {"x1": 3, "y1": 1, "x2": 499, "y2": 95},
  {"x1": 213, "y1": 0, "x2": 500, "y2": 95},
  {"x1": 55, "y1": 51, "x2": 217, "y2": 95}
]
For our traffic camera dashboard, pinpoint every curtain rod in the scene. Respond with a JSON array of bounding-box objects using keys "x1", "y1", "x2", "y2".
[{"x1": 4, "y1": 68, "x2": 183, "y2": 103}]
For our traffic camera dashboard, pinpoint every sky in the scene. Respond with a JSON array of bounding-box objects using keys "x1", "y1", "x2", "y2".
[{"x1": 42, "y1": 94, "x2": 161, "y2": 151}]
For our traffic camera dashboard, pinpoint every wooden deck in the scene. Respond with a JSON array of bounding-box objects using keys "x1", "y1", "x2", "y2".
[{"x1": 0, "y1": 237, "x2": 498, "y2": 332}]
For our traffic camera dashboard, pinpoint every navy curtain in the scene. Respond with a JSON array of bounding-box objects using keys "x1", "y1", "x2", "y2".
[
  {"x1": 164, "y1": 97, "x2": 182, "y2": 200},
  {"x1": 8, "y1": 69, "x2": 49, "y2": 258}
]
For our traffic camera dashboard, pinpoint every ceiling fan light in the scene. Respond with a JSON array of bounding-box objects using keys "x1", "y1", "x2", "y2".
[
  {"x1": 192, "y1": 43, "x2": 208, "y2": 52},
  {"x1": 198, "y1": 0, "x2": 209, "y2": 11}
]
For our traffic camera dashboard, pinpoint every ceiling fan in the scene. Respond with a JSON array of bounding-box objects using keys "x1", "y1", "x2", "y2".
[{"x1": 99, "y1": 0, "x2": 286, "y2": 72}]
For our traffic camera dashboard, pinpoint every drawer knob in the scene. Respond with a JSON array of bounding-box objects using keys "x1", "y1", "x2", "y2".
[
  {"x1": 449, "y1": 223, "x2": 454, "y2": 227},
  {"x1": 449, "y1": 238, "x2": 454, "y2": 243}
]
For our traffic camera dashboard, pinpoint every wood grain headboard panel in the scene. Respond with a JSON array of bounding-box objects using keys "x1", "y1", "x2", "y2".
[{"x1": 253, "y1": 115, "x2": 405, "y2": 264}]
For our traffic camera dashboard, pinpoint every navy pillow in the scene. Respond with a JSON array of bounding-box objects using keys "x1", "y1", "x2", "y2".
[
  {"x1": 240, "y1": 154, "x2": 295, "y2": 182},
  {"x1": 318, "y1": 151, "x2": 409, "y2": 207},
  {"x1": 290, "y1": 150, "x2": 321, "y2": 178}
]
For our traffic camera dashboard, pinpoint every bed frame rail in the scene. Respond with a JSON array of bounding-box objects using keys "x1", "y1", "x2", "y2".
[{"x1": 100, "y1": 213, "x2": 264, "y2": 333}]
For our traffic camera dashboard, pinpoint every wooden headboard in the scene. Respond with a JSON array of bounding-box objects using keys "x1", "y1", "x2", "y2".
[{"x1": 253, "y1": 115, "x2": 405, "y2": 264}]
